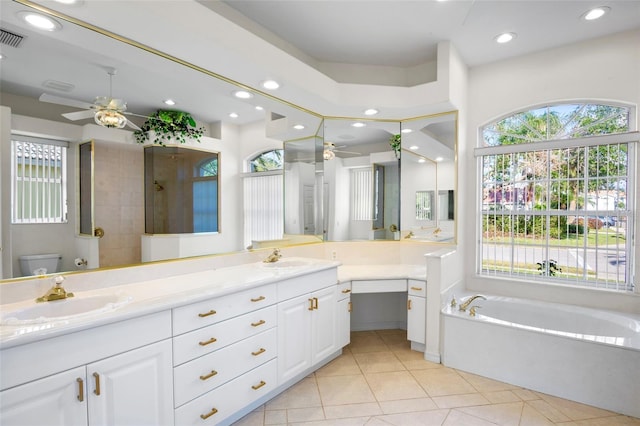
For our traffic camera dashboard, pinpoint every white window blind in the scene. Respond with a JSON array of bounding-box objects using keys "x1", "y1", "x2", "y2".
[
  {"x1": 11, "y1": 137, "x2": 68, "y2": 224},
  {"x1": 351, "y1": 167, "x2": 372, "y2": 220},
  {"x1": 243, "y1": 173, "x2": 283, "y2": 245}
]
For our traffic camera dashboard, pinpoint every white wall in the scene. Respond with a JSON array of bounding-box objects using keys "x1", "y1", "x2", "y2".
[{"x1": 461, "y1": 29, "x2": 640, "y2": 312}]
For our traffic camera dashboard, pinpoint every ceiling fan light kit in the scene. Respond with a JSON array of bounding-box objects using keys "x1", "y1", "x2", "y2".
[{"x1": 94, "y1": 109, "x2": 127, "y2": 128}]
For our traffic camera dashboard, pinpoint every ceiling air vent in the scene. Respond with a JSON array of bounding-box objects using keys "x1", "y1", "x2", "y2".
[
  {"x1": 0, "y1": 29, "x2": 25, "y2": 48},
  {"x1": 43, "y1": 80, "x2": 75, "y2": 92}
]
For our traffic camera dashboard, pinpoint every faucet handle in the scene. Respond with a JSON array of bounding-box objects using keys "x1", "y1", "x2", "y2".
[
  {"x1": 469, "y1": 305, "x2": 482, "y2": 317},
  {"x1": 53, "y1": 275, "x2": 65, "y2": 286},
  {"x1": 450, "y1": 295, "x2": 457, "y2": 308}
]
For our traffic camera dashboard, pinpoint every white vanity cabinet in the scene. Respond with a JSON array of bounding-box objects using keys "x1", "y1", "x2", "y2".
[
  {"x1": 407, "y1": 279, "x2": 426, "y2": 345},
  {"x1": 0, "y1": 312, "x2": 173, "y2": 426},
  {"x1": 277, "y1": 268, "x2": 339, "y2": 384}
]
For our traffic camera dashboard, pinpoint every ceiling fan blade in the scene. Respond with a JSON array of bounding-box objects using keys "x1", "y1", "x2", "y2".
[
  {"x1": 125, "y1": 119, "x2": 141, "y2": 131},
  {"x1": 62, "y1": 110, "x2": 95, "y2": 121},
  {"x1": 336, "y1": 150, "x2": 361, "y2": 155},
  {"x1": 39, "y1": 93, "x2": 93, "y2": 110}
]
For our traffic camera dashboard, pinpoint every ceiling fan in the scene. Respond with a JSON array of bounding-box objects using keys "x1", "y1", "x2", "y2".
[
  {"x1": 323, "y1": 142, "x2": 360, "y2": 160},
  {"x1": 39, "y1": 69, "x2": 142, "y2": 131}
]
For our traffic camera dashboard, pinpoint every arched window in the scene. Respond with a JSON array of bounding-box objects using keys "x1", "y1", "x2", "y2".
[
  {"x1": 249, "y1": 149, "x2": 283, "y2": 172},
  {"x1": 477, "y1": 103, "x2": 636, "y2": 292}
]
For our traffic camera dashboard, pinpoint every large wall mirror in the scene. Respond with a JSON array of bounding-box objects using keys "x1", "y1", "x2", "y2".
[{"x1": 400, "y1": 112, "x2": 457, "y2": 242}]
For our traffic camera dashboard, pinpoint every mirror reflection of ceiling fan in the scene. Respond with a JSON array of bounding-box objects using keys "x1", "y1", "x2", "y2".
[
  {"x1": 38, "y1": 69, "x2": 143, "y2": 131},
  {"x1": 323, "y1": 142, "x2": 360, "y2": 160}
]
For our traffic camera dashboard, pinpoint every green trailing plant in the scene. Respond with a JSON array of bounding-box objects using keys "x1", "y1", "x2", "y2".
[
  {"x1": 389, "y1": 134, "x2": 401, "y2": 158},
  {"x1": 134, "y1": 110, "x2": 205, "y2": 145}
]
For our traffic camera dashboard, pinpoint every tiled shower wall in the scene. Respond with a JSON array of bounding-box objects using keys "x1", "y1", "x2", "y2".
[{"x1": 94, "y1": 142, "x2": 144, "y2": 268}]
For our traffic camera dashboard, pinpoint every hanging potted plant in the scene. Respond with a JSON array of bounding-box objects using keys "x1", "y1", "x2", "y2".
[
  {"x1": 134, "y1": 109, "x2": 206, "y2": 146},
  {"x1": 389, "y1": 134, "x2": 401, "y2": 159}
]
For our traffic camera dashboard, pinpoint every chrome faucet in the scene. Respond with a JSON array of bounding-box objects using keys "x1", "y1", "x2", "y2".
[
  {"x1": 36, "y1": 275, "x2": 74, "y2": 303},
  {"x1": 458, "y1": 294, "x2": 486, "y2": 312},
  {"x1": 263, "y1": 248, "x2": 282, "y2": 263}
]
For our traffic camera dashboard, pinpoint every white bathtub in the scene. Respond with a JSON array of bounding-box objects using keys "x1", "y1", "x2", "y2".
[{"x1": 442, "y1": 295, "x2": 640, "y2": 418}]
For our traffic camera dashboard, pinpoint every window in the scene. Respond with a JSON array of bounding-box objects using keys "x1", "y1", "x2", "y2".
[
  {"x1": 477, "y1": 103, "x2": 635, "y2": 291},
  {"x1": 244, "y1": 150, "x2": 284, "y2": 246},
  {"x1": 11, "y1": 136, "x2": 68, "y2": 224},
  {"x1": 350, "y1": 167, "x2": 373, "y2": 220},
  {"x1": 193, "y1": 157, "x2": 219, "y2": 233}
]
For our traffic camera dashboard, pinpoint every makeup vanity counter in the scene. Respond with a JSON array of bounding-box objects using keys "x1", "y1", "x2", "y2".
[{"x1": 0, "y1": 257, "x2": 343, "y2": 426}]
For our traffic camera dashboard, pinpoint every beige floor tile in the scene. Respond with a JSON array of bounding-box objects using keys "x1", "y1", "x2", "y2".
[
  {"x1": 526, "y1": 400, "x2": 572, "y2": 423},
  {"x1": 289, "y1": 417, "x2": 372, "y2": 426},
  {"x1": 519, "y1": 403, "x2": 555, "y2": 426},
  {"x1": 379, "y1": 397, "x2": 438, "y2": 414},
  {"x1": 376, "y1": 408, "x2": 451, "y2": 425},
  {"x1": 315, "y1": 352, "x2": 362, "y2": 377},
  {"x1": 432, "y1": 392, "x2": 491, "y2": 409},
  {"x1": 393, "y1": 347, "x2": 443, "y2": 371},
  {"x1": 512, "y1": 389, "x2": 540, "y2": 401},
  {"x1": 316, "y1": 374, "x2": 376, "y2": 406},
  {"x1": 286, "y1": 406, "x2": 325, "y2": 423},
  {"x1": 536, "y1": 393, "x2": 617, "y2": 421},
  {"x1": 483, "y1": 390, "x2": 522, "y2": 404},
  {"x1": 354, "y1": 351, "x2": 406, "y2": 373},
  {"x1": 459, "y1": 401, "x2": 524, "y2": 426},
  {"x1": 444, "y1": 409, "x2": 500, "y2": 426},
  {"x1": 365, "y1": 370, "x2": 428, "y2": 401},
  {"x1": 412, "y1": 367, "x2": 477, "y2": 397},
  {"x1": 232, "y1": 410, "x2": 265, "y2": 426},
  {"x1": 456, "y1": 370, "x2": 519, "y2": 393},
  {"x1": 264, "y1": 409, "x2": 286, "y2": 425},
  {"x1": 324, "y1": 402, "x2": 382, "y2": 419},
  {"x1": 348, "y1": 332, "x2": 390, "y2": 354},
  {"x1": 265, "y1": 376, "x2": 322, "y2": 410},
  {"x1": 568, "y1": 416, "x2": 640, "y2": 425}
]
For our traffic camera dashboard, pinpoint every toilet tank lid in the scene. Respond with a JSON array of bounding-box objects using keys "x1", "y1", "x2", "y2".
[{"x1": 19, "y1": 254, "x2": 62, "y2": 260}]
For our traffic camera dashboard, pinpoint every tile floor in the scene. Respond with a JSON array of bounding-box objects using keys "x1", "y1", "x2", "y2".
[{"x1": 233, "y1": 330, "x2": 640, "y2": 426}]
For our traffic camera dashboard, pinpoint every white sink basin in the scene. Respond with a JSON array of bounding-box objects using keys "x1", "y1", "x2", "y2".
[
  {"x1": 259, "y1": 258, "x2": 314, "y2": 269},
  {"x1": 1, "y1": 293, "x2": 131, "y2": 325}
]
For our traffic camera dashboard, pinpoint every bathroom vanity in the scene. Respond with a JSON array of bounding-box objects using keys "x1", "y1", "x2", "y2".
[{"x1": 0, "y1": 259, "x2": 345, "y2": 426}]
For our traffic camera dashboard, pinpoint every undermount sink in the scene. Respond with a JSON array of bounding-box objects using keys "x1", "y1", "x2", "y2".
[
  {"x1": 259, "y1": 258, "x2": 314, "y2": 269},
  {"x1": 1, "y1": 293, "x2": 132, "y2": 325}
]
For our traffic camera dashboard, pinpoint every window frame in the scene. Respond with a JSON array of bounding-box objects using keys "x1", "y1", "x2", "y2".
[{"x1": 475, "y1": 102, "x2": 637, "y2": 292}]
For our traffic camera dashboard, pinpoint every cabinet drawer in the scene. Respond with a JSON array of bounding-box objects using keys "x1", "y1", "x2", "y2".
[
  {"x1": 277, "y1": 268, "x2": 337, "y2": 301},
  {"x1": 337, "y1": 281, "x2": 352, "y2": 300},
  {"x1": 173, "y1": 305, "x2": 276, "y2": 366},
  {"x1": 351, "y1": 279, "x2": 406, "y2": 293},
  {"x1": 175, "y1": 359, "x2": 277, "y2": 426},
  {"x1": 408, "y1": 279, "x2": 426, "y2": 297},
  {"x1": 173, "y1": 283, "x2": 276, "y2": 335},
  {"x1": 174, "y1": 327, "x2": 276, "y2": 407}
]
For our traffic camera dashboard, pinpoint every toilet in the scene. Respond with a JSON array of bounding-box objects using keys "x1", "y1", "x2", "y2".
[{"x1": 19, "y1": 254, "x2": 62, "y2": 276}]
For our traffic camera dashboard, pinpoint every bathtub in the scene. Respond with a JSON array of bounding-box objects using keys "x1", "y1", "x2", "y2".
[{"x1": 442, "y1": 295, "x2": 640, "y2": 418}]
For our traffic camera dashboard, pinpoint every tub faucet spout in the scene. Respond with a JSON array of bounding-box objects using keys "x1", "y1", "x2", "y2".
[{"x1": 459, "y1": 294, "x2": 486, "y2": 312}]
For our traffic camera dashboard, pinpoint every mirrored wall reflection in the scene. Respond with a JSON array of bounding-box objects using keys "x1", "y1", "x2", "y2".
[
  {"x1": 400, "y1": 112, "x2": 457, "y2": 242},
  {"x1": 323, "y1": 119, "x2": 401, "y2": 241}
]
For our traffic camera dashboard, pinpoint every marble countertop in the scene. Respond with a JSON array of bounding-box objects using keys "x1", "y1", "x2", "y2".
[{"x1": 0, "y1": 259, "x2": 425, "y2": 349}]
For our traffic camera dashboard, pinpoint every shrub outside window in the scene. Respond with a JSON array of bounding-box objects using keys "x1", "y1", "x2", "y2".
[{"x1": 477, "y1": 103, "x2": 636, "y2": 292}]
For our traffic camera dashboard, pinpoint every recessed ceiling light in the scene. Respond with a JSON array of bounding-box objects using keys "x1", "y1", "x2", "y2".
[
  {"x1": 418, "y1": 158, "x2": 426, "y2": 163},
  {"x1": 351, "y1": 122, "x2": 366, "y2": 128},
  {"x1": 582, "y1": 6, "x2": 610, "y2": 21},
  {"x1": 53, "y1": 0, "x2": 84, "y2": 4},
  {"x1": 0, "y1": 53, "x2": 5, "y2": 60},
  {"x1": 401, "y1": 128, "x2": 413, "y2": 134},
  {"x1": 262, "y1": 80, "x2": 280, "y2": 90},
  {"x1": 234, "y1": 90, "x2": 253, "y2": 99},
  {"x1": 435, "y1": 156, "x2": 444, "y2": 162},
  {"x1": 364, "y1": 108, "x2": 379, "y2": 116},
  {"x1": 255, "y1": 105, "x2": 264, "y2": 111},
  {"x1": 495, "y1": 32, "x2": 516, "y2": 44},
  {"x1": 229, "y1": 112, "x2": 239, "y2": 118},
  {"x1": 163, "y1": 99, "x2": 176, "y2": 106},
  {"x1": 293, "y1": 124, "x2": 305, "y2": 130},
  {"x1": 19, "y1": 11, "x2": 62, "y2": 31},
  {"x1": 409, "y1": 145, "x2": 419, "y2": 150}
]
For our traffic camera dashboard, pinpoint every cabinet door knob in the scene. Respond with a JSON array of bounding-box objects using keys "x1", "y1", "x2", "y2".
[
  {"x1": 77, "y1": 378, "x2": 84, "y2": 402},
  {"x1": 348, "y1": 301, "x2": 352, "y2": 313},
  {"x1": 199, "y1": 337, "x2": 218, "y2": 346},
  {"x1": 198, "y1": 309, "x2": 217, "y2": 318},
  {"x1": 308, "y1": 298, "x2": 314, "y2": 311},
  {"x1": 313, "y1": 297, "x2": 319, "y2": 310},
  {"x1": 200, "y1": 408, "x2": 218, "y2": 420},
  {"x1": 92, "y1": 372, "x2": 101, "y2": 396},
  {"x1": 407, "y1": 299, "x2": 412, "y2": 310},
  {"x1": 251, "y1": 380, "x2": 266, "y2": 390}
]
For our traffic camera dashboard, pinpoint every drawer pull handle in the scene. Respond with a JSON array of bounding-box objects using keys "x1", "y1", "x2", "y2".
[
  {"x1": 342, "y1": 289, "x2": 351, "y2": 293},
  {"x1": 198, "y1": 310, "x2": 217, "y2": 318},
  {"x1": 200, "y1": 408, "x2": 218, "y2": 420},
  {"x1": 407, "y1": 299, "x2": 412, "y2": 310},
  {"x1": 199, "y1": 370, "x2": 218, "y2": 381},
  {"x1": 199, "y1": 337, "x2": 218, "y2": 346},
  {"x1": 251, "y1": 296, "x2": 266, "y2": 302},
  {"x1": 411, "y1": 286, "x2": 423, "y2": 291},
  {"x1": 77, "y1": 378, "x2": 84, "y2": 402},
  {"x1": 348, "y1": 301, "x2": 352, "y2": 313},
  {"x1": 93, "y1": 372, "x2": 100, "y2": 396},
  {"x1": 251, "y1": 380, "x2": 266, "y2": 390},
  {"x1": 251, "y1": 319, "x2": 266, "y2": 327},
  {"x1": 251, "y1": 348, "x2": 266, "y2": 356}
]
